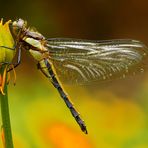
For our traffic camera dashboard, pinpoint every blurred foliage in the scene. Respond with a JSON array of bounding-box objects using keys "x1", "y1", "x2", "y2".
[{"x1": 0, "y1": 0, "x2": 148, "y2": 147}]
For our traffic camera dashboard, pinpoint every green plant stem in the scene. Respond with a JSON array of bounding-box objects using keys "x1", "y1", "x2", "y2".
[{"x1": 0, "y1": 66, "x2": 13, "y2": 148}]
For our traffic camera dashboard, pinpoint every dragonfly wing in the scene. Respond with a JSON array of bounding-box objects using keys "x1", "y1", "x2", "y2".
[{"x1": 46, "y1": 38, "x2": 148, "y2": 85}]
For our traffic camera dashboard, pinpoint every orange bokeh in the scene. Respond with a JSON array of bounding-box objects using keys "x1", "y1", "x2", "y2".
[{"x1": 41, "y1": 122, "x2": 93, "y2": 148}]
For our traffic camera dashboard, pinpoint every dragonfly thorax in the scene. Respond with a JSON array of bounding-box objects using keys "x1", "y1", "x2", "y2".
[
  {"x1": 11, "y1": 18, "x2": 48, "y2": 61},
  {"x1": 11, "y1": 18, "x2": 45, "y2": 41}
]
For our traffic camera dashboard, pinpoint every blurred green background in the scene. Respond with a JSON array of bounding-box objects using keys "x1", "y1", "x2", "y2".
[{"x1": 1, "y1": 0, "x2": 148, "y2": 147}]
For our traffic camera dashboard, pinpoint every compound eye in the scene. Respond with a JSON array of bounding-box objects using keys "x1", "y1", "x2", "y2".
[
  {"x1": 11, "y1": 18, "x2": 26, "y2": 37},
  {"x1": 17, "y1": 19, "x2": 25, "y2": 28}
]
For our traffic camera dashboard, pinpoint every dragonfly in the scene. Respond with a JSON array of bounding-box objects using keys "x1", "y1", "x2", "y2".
[{"x1": 2, "y1": 18, "x2": 148, "y2": 134}]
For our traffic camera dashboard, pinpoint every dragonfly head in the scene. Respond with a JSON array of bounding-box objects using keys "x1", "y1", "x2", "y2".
[
  {"x1": 12, "y1": 19, "x2": 26, "y2": 29},
  {"x1": 11, "y1": 18, "x2": 27, "y2": 38}
]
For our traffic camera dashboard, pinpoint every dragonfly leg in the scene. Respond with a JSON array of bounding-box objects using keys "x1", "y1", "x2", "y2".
[
  {"x1": 0, "y1": 45, "x2": 16, "y2": 65},
  {"x1": 7, "y1": 45, "x2": 21, "y2": 72},
  {"x1": 13, "y1": 45, "x2": 21, "y2": 68},
  {"x1": 0, "y1": 45, "x2": 15, "y2": 50},
  {"x1": 0, "y1": 45, "x2": 21, "y2": 71},
  {"x1": 43, "y1": 59, "x2": 88, "y2": 134}
]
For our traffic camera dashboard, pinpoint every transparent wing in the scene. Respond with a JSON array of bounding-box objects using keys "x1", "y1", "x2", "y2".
[{"x1": 46, "y1": 38, "x2": 148, "y2": 85}]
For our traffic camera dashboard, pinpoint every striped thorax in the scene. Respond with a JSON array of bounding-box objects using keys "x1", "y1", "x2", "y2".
[{"x1": 11, "y1": 19, "x2": 49, "y2": 61}]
